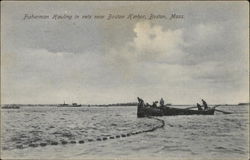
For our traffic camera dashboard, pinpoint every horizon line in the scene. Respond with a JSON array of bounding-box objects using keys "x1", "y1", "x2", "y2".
[{"x1": 2, "y1": 103, "x2": 248, "y2": 106}]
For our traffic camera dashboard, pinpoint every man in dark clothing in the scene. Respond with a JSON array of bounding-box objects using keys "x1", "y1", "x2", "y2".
[
  {"x1": 145, "y1": 103, "x2": 150, "y2": 108},
  {"x1": 160, "y1": 98, "x2": 164, "y2": 107},
  {"x1": 202, "y1": 99, "x2": 208, "y2": 110},
  {"x1": 137, "y1": 97, "x2": 144, "y2": 106},
  {"x1": 152, "y1": 101, "x2": 158, "y2": 108}
]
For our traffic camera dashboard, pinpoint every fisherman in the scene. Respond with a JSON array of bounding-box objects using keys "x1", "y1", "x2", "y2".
[
  {"x1": 160, "y1": 98, "x2": 165, "y2": 107},
  {"x1": 152, "y1": 101, "x2": 158, "y2": 108},
  {"x1": 197, "y1": 103, "x2": 203, "y2": 111},
  {"x1": 137, "y1": 97, "x2": 145, "y2": 106},
  {"x1": 202, "y1": 99, "x2": 208, "y2": 110}
]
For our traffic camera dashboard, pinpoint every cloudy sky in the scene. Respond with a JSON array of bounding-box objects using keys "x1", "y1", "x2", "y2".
[{"x1": 1, "y1": 2, "x2": 249, "y2": 104}]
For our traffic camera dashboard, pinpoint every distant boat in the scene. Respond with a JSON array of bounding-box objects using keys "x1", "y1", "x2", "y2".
[
  {"x1": 58, "y1": 101, "x2": 81, "y2": 107},
  {"x1": 137, "y1": 98, "x2": 215, "y2": 118},
  {"x1": 72, "y1": 103, "x2": 81, "y2": 107},
  {"x1": 58, "y1": 101, "x2": 69, "y2": 107},
  {"x1": 2, "y1": 104, "x2": 20, "y2": 109},
  {"x1": 238, "y1": 103, "x2": 249, "y2": 105}
]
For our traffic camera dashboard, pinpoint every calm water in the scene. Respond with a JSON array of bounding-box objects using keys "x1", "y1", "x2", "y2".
[{"x1": 1, "y1": 105, "x2": 249, "y2": 159}]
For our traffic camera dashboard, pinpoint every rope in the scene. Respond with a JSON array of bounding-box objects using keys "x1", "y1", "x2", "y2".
[{"x1": 13, "y1": 117, "x2": 165, "y2": 150}]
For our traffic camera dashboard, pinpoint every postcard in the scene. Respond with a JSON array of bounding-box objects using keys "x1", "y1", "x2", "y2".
[{"x1": 1, "y1": 1, "x2": 249, "y2": 160}]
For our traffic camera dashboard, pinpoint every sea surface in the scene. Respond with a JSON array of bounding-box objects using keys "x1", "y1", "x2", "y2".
[{"x1": 1, "y1": 105, "x2": 249, "y2": 159}]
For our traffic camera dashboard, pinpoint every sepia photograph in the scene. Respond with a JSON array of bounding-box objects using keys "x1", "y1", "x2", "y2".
[{"x1": 1, "y1": 1, "x2": 249, "y2": 160}]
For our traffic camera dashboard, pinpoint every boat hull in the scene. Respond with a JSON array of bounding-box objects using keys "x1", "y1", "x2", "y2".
[{"x1": 137, "y1": 104, "x2": 215, "y2": 117}]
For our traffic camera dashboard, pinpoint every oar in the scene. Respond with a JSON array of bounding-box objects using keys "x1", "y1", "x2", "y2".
[
  {"x1": 213, "y1": 105, "x2": 221, "y2": 108},
  {"x1": 215, "y1": 109, "x2": 232, "y2": 114},
  {"x1": 186, "y1": 105, "x2": 221, "y2": 109}
]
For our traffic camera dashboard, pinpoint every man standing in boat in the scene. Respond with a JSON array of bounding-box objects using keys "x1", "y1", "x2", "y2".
[
  {"x1": 160, "y1": 98, "x2": 164, "y2": 107},
  {"x1": 137, "y1": 97, "x2": 144, "y2": 106},
  {"x1": 152, "y1": 101, "x2": 158, "y2": 108},
  {"x1": 202, "y1": 99, "x2": 208, "y2": 110}
]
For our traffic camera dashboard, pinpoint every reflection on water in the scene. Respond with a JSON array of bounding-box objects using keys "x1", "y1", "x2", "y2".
[{"x1": 1, "y1": 105, "x2": 249, "y2": 159}]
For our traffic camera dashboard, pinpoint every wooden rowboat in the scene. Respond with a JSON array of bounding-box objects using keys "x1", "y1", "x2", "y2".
[{"x1": 137, "y1": 99, "x2": 215, "y2": 118}]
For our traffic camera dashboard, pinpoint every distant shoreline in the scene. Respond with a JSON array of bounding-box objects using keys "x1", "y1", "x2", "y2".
[{"x1": 1, "y1": 103, "x2": 249, "y2": 107}]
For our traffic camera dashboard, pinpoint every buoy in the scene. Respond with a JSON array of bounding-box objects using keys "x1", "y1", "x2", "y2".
[
  {"x1": 79, "y1": 140, "x2": 85, "y2": 144},
  {"x1": 70, "y1": 141, "x2": 76, "y2": 144},
  {"x1": 61, "y1": 141, "x2": 68, "y2": 145},
  {"x1": 40, "y1": 143, "x2": 47, "y2": 147},
  {"x1": 16, "y1": 145, "x2": 24, "y2": 149},
  {"x1": 102, "y1": 137, "x2": 108, "y2": 140},
  {"x1": 88, "y1": 139, "x2": 94, "y2": 142},
  {"x1": 116, "y1": 135, "x2": 120, "y2": 138},
  {"x1": 51, "y1": 142, "x2": 58, "y2": 145},
  {"x1": 121, "y1": 134, "x2": 126, "y2": 137},
  {"x1": 109, "y1": 136, "x2": 115, "y2": 139},
  {"x1": 29, "y1": 143, "x2": 38, "y2": 147},
  {"x1": 145, "y1": 128, "x2": 153, "y2": 132}
]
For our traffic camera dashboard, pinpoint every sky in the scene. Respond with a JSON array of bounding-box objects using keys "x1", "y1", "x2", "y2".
[{"x1": 1, "y1": 2, "x2": 249, "y2": 104}]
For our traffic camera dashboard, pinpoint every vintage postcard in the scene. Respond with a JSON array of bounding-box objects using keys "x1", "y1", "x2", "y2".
[{"x1": 1, "y1": 1, "x2": 249, "y2": 160}]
